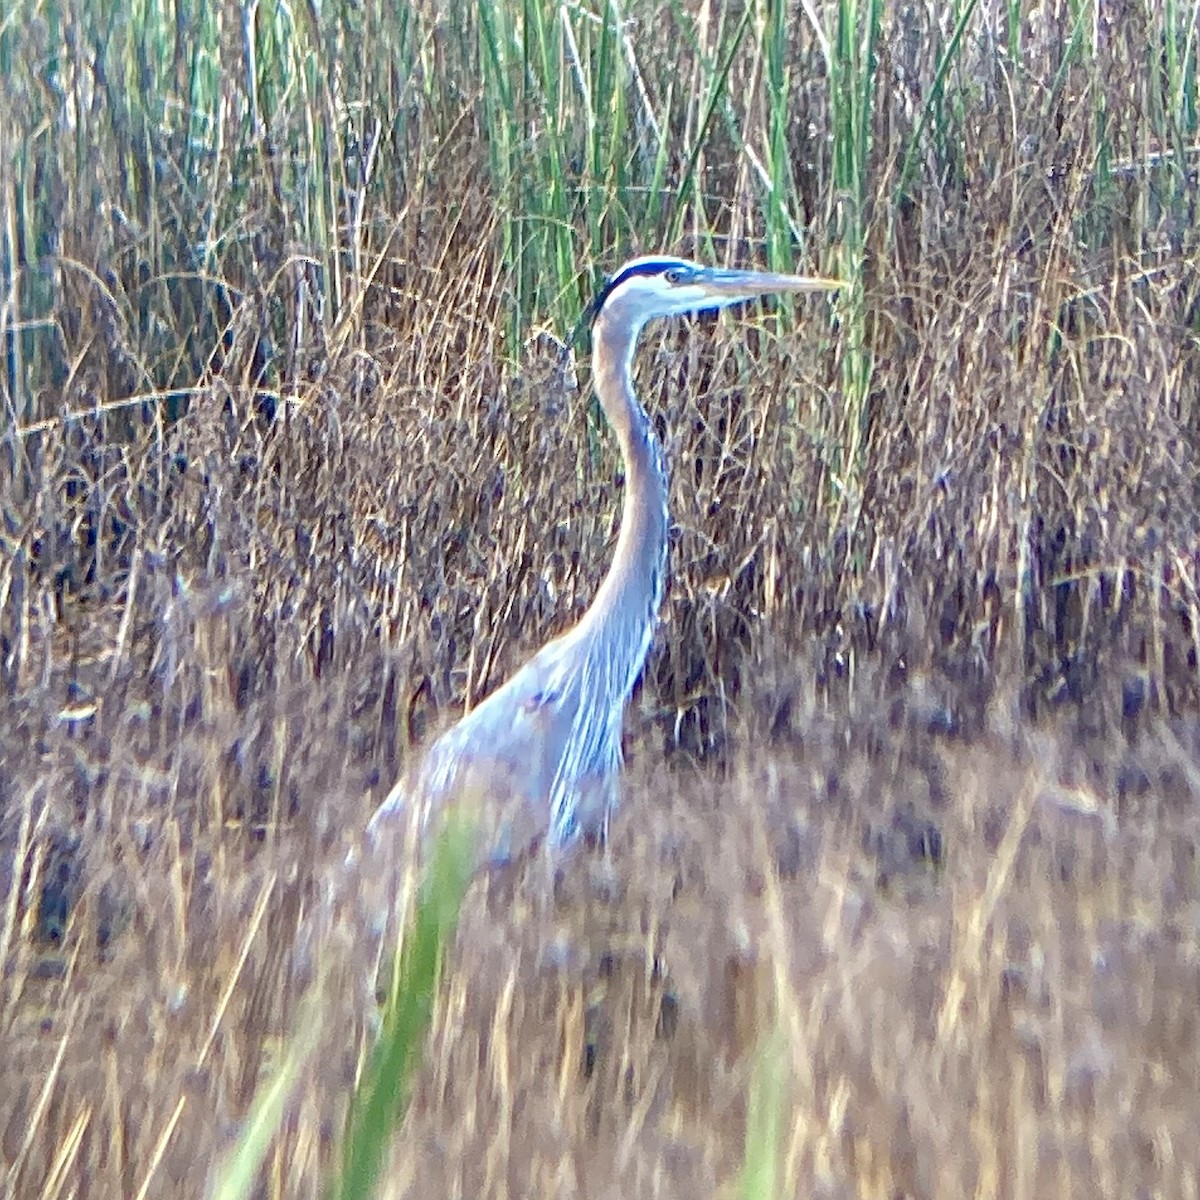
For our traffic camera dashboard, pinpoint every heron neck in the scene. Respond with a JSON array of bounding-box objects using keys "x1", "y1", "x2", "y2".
[{"x1": 576, "y1": 315, "x2": 669, "y2": 694}]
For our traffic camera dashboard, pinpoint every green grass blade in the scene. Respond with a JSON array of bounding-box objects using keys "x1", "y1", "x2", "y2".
[
  {"x1": 894, "y1": 0, "x2": 981, "y2": 203},
  {"x1": 668, "y1": 1, "x2": 755, "y2": 250},
  {"x1": 741, "y1": 1025, "x2": 789, "y2": 1200},
  {"x1": 209, "y1": 992, "x2": 324, "y2": 1200},
  {"x1": 334, "y1": 816, "x2": 476, "y2": 1200}
]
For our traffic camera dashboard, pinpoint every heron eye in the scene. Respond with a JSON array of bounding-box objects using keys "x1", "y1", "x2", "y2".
[{"x1": 664, "y1": 267, "x2": 687, "y2": 285}]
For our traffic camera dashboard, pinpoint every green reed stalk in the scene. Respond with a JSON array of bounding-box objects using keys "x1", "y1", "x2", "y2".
[
  {"x1": 207, "y1": 818, "x2": 474, "y2": 1200},
  {"x1": 666, "y1": 1, "x2": 754, "y2": 252},
  {"x1": 894, "y1": 0, "x2": 981, "y2": 205},
  {"x1": 209, "y1": 991, "x2": 324, "y2": 1200},
  {"x1": 477, "y1": 0, "x2": 582, "y2": 340},
  {"x1": 740, "y1": 1025, "x2": 789, "y2": 1200},
  {"x1": 335, "y1": 816, "x2": 475, "y2": 1200},
  {"x1": 1153, "y1": 0, "x2": 1199, "y2": 208},
  {"x1": 826, "y1": 0, "x2": 880, "y2": 525},
  {"x1": 760, "y1": 0, "x2": 795, "y2": 272}
]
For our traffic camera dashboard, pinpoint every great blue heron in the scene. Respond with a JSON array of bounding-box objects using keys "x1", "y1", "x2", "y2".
[{"x1": 367, "y1": 255, "x2": 839, "y2": 863}]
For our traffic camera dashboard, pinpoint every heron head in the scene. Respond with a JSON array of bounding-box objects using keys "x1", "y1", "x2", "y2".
[{"x1": 587, "y1": 255, "x2": 841, "y2": 338}]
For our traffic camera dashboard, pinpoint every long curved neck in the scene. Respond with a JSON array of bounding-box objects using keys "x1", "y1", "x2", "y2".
[{"x1": 573, "y1": 313, "x2": 669, "y2": 698}]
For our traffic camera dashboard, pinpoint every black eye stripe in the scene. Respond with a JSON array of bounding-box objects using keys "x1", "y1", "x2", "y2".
[
  {"x1": 607, "y1": 259, "x2": 685, "y2": 291},
  {"x1": 587, "y1": 259, "x2": 689, "y2": 325}
]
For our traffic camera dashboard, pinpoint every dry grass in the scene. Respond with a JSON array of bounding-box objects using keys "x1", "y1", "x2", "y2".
[{"x1": 3, "y1": 0, "x2": 1200, "y2": 1196}]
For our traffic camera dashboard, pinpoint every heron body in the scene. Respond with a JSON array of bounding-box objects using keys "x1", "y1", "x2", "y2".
[{"x1": 368, "y1": 256, "x2": 838, "y2": 862}]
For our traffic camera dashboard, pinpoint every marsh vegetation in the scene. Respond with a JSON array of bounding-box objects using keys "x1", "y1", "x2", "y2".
[{"x1": 1, "y1": 0, "x2": 1199, "y2": 1196}]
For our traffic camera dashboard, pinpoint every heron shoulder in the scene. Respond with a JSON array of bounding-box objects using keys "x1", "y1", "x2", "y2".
[{"x1": 423, "y1": 637, "x2": 580, "y2": 767}]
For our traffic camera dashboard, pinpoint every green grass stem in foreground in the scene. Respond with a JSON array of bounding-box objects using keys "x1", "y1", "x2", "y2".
[
  {"x1": 739, "y1": 1026, "x2": 790, "y2": 1200},
  {"x1": 207, "y1": 817, "x2": 475, "y2": 1200},
  {"x1": 208, "y1": 992, "x2": 324, "y2": 1200},
  {"x1": 334, "y1": 817, "x2": 476, "y2": 1200}
]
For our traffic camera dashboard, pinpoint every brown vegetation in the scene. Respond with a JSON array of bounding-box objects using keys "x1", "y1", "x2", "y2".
[{"x1": 2, "y1": 0, "x2": 1200, "y2": 1197}]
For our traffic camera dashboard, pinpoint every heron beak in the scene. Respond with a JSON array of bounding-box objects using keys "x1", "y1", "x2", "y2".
[{"x1": 699, "y1": 267, "x2": 843, "y2": 300}]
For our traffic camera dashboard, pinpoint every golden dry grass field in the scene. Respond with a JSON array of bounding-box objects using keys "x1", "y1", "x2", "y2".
[{"x1": 2, "y1": 0, "x2": 1199, "y2": 1196}]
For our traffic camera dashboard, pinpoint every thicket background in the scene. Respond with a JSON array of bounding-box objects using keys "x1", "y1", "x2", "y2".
[{"x1": 1, "y1": 0, "x2": 1198, "y2": 1196}]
